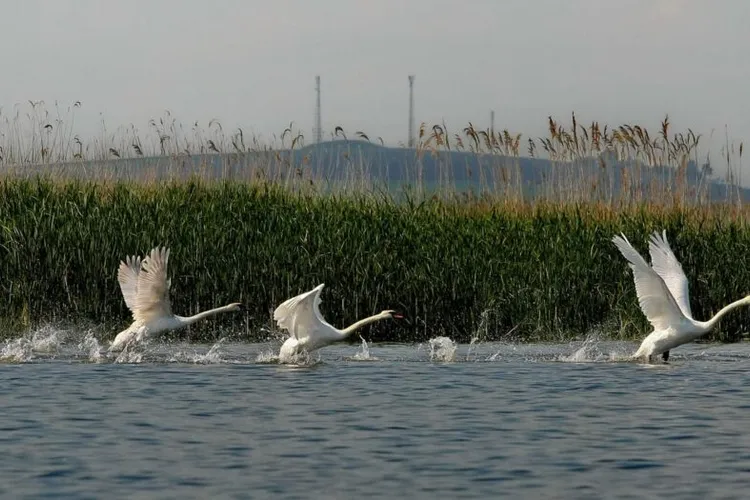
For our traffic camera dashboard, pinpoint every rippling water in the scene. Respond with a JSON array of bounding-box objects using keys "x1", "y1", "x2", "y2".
[{"x1": 2, "y1": 329, "x2": 750, "y2": 498}]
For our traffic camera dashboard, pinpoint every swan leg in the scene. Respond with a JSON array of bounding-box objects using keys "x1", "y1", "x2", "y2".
[{"x1": 662, "y1": 350, "x2": 670, "y2": 362}]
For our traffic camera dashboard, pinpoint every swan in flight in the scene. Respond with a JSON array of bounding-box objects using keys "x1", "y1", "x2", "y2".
[
  {"x1": 109, "y1": 246, "x2": 242, "y2": 352},
  {"x1": 273, "y1": 283, "x2": 402, "y2": 363},
  {"x1": 612, "y1": 230, "x2": 750, "y2": 362}
]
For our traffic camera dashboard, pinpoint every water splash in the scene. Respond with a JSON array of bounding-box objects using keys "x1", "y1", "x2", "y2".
[
  {"x1": 559, "y1": 334, "x2": 604, "y2": 362},
  {"x1": 472, "y1": 309, "x2": 493, "y2": 345},
  {"x1": 199, "y1": 338, "x2": 226, "y2": 363},
  {"x1": 469, "y1": 310, "x2": 523, "y2": 362},
  {"x1": 77, "y1": 331, "x2": 104, "y2": 363},
  {"x1": 558, "y1": 332, "x2": 642, "y2": 363},
  {"x1": 466, "y1": 336, "x2": 479, "y2": 362},
  {"x1": 284, "y1": 350, "x2": 320, "y2": 366},
  {"x1": 609, "y1": 350, "x2": 637, "y2": 362},
  {"x1": 487, "y1": 350, "x2": 502, "y2": 361},
  {"x1": 350, "y1": 336, "x2": 378, "y2": 361},
  {"x1": 0, "y1": 336, "x2": 33, "y2": 362},
  {"x1": 428, "y1": 336, "x2": 457, "y2": 362},
  {"x1": 112, "y1": 341, "x2": 144, "y2": 364},
  {"x1": 255, "y1": 350, "x2": 280, "y2": 363},
  {"x1": 0, "y1": 326, "x2": 67, "y2": 363},
  {"x1": 170, "y1": 338, "x2": 228, "y2": 364},
  {"x1": 273, "y1": 345, "x2": 323, "y2": 366},
  {"x1": 31, "y1": 326, "x2": 64, "y2": 354}
]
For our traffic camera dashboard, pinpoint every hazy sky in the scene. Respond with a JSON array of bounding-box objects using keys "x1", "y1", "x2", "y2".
[{"x1": 2, "y1": 0, "x2": 749, "y2": 159}]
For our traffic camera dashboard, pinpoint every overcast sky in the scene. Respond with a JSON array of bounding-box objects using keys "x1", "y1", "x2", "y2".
[{"x1": 1, "y1": 0, "x2": 748, "y2": 162}]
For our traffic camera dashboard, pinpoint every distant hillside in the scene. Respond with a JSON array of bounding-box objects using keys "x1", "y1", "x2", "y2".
[
  {"x1": 287, "y1": 140, "x2": 746, "y2": 202},
  {"x1": 5, "y1": 139, "x2": 748, "y2": 202}
]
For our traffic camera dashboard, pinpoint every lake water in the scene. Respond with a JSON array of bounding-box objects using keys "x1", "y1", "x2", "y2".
[{"x1": 2, "y1": 328, "x2": 750, "y2": 499}]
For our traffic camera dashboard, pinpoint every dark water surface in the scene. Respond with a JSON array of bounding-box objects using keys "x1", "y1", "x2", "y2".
[{"x1": 2, "y1": 331, "x2": 750, "y2": 499}]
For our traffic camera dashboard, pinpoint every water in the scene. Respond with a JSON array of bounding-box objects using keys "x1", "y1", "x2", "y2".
[{"x1": 2, "y1": 329, "x2": 750, "y2": 499}]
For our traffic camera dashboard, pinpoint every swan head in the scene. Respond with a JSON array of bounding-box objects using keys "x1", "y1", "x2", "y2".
[
  {"x1": 227, "y1": 302, "x2": 244, "y2": 312},
  {"x1": 381, "y1": 310, "x2": 404, "y2": 319}
]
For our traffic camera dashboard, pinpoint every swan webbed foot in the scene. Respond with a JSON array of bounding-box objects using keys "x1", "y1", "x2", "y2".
[{"x1": 662, "y1": 350, "x2": 670, "y2": 362}]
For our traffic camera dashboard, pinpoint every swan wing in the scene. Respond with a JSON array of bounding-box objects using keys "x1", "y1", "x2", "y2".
[
  {"x1": 273, "y1": 283, "x2": 326, "y2": 340},
  {"x1": 612, "y1": 234, "x2": 686, "y2": 331},
  {"x1": 648, "y1": 230, "x2": 693, "y2": 319},
  {"x1": 132, "y1": 246, "x2": 173, "y2": 323},
  {"x1": 117, "y1": 254, "x2": 142, "y2": 317}
]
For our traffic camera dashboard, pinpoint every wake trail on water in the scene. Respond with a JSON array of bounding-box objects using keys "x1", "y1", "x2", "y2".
[
  {"x1": 556, "y1": 331, "x2": 645, "y2": 364},
  {"x1": 169, "y1": 337, "x2": 231, "y2": 364},
  {"x1": 0, "y1": 326, "x2": 235, "y2": 365},
  {"x1": 0, "y1": 322, "x2": 730, "y2": 366}
]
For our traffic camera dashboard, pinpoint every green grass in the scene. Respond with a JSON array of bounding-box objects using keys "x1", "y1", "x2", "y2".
[{"x1": 1, "y1": 176, "x2": 750, "y2": 344}]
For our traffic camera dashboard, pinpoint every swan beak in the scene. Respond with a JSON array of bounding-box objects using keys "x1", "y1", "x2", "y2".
[{"x1": 392, "y1": 312, "x2": 404, "y2": 319}]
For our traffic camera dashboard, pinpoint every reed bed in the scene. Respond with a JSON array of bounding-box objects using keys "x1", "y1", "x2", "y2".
[{"x1": 1, "y1": 177, "x2": 750, "y2": 343}]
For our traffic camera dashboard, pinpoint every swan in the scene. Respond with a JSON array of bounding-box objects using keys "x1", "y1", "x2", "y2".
[
  {"x1": 612, "y1": 230, "x2": 750, "y2": 362},
  {"x1": 273, "y1": 283, "x2": 402, "y2": 363},
  {"x1": 109, "y1": 246, "x2": 242, "y2": 352}
]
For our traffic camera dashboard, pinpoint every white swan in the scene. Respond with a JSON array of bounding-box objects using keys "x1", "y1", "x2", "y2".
[
  {"x1": 273, "y1": 283, "x2": 402, "y2": 363},
  {"x1": 109, "y1": 246, "x2": 242, "y2": 352},
  {"x1": 613, "y1": 230, "x2": 750, "y2": 362}
]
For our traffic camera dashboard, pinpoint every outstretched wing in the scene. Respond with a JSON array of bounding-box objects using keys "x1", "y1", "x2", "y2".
[
  {"x1": 117, "y1": 254, "x2": 142, "y2": 318},
  {"x1": 131, "y1": 246, "x2": 173, "y2": 323},
  {"x1": 273, "y1": 283, "x2": 326, "y2": 340},
  {"x1": 648, "y1": 230, "x2": 693, "y2": 319},
  {"x1": 612, "y1": 233, "x2": 687, "y2": 331}
]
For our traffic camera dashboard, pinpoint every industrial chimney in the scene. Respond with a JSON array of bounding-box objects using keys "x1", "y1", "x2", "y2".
[{"x1": 408, "y1": 75, "x2": 415, "y2": 148}]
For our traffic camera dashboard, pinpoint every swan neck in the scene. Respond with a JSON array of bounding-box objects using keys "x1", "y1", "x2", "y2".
[
  {"x1": 340, "y1": 313, "x2": 389, "y2": 337},
  {"x1": 178, "y1": 304, "x2": 235, "y2": 325},
  {"x1": 702, "y1": 298, "x2": 750, "y2": 331}
]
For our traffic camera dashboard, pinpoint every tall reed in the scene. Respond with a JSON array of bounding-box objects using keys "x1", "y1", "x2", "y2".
[{"x1": 1, "y1": 102, "x2": 745, "y2": 207}]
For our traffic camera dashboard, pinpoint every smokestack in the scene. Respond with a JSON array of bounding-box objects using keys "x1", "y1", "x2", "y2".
[
  {"x1": 314, "y1": 75, "x2": 322, "y2": 143},
  {"x1": 408, "y1": 75, "x2": 415, "y2": 148}
]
